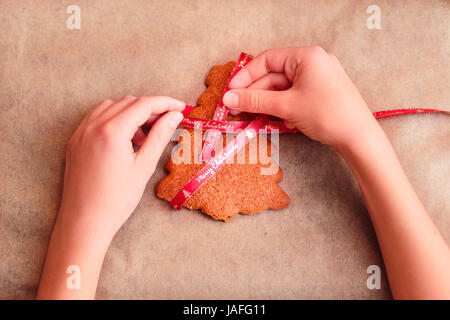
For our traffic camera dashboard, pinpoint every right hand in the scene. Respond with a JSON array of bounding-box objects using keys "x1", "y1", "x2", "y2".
[{"x1": 223, "y1": 47, "x2": 379, "y2": 149}]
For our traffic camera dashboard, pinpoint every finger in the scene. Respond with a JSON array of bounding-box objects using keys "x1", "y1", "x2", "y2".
[
  {"x1": 97, "y1": 95, "x2": 137, "y2": 122},
  {"x1": 111, "y1": 96, "x2": 185, "y2": 139},
  {"x1": 144, "y1": 114, "x2": 161, "y2": 125},
  {"x1": 135, "y1": 111, "x2": 183, "y2": 171},
  {"x1": 248, "y1": 73, "x2": 291, "y2": 90},
  {"x1": 283, "y1": 119, "x2": 296, "y2": 129},
  {"x1": 141, "y1": 112, "x2": 172, "y2": 126},
  {"x1": 223, "y1": 88, "x2": 290, "y2": 119},
  {"x1": 132, "y1": 127, "x2": 146, "y2": 145},
  {"x1": 228, "y1": 109, "x2": 242, "y2": 116},
  {"x1": 132, "y1": 104, "x2": 186, "y2": 146},
  {"x1": 76, "y1": 99, "x2": 114, "y2": 132},
  {"x1": 229, "y1": 46, "x2": 327, "y2": 89},
  {"x1": 131, "y1": 114, "x2": 168, "y2": 145},
  {"x1": 328, "y1": 53, "x2": 346, "y2": 73},
  {"x1": 86, "y1": 99, "x2": 115, "y2": 122},
  {"x1": 228, "y1": 48, "x2": 303, "y2": 89},
  {"x1": 142, "y1": 102, "x2": 193, "y2": 125}
]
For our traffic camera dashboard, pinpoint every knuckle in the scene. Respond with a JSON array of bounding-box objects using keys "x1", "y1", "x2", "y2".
[
  {"x1": 98, "y1": 121, "x2": 116, "y2": 141},
  {"x1": 136, "y1": 96, "x2": 152, "y2": 104},
  {"x1": 84, "y1": 122, "x2": 97, "y2": 136},
  {"x1": 308, "y1": 45, "x2": 327, "y2": 58},
  {"x1": 261, "y1": 49, "x2": 271, "y2": 57},
  {"x1": 101, "y1": 98, "x2": 113, "y2": 105},
  {"x1": 77, "y1": 123, "x2": 95, "y2": 144},
  {"x1": 328, "y1": 53, "x2": 339, "y2": 64},
  {"x1": 248, "y1": 91, "x2": 261, "y2": 113},
  {"x1": 310, "y1": 45, "x2": 325, "y2": 53},
  {"x1": 121, "y1": 95, "x2": 136, "y2": 102},
  {"x1": 154, "y1": 128, "x2": 171, "y2": 144}
]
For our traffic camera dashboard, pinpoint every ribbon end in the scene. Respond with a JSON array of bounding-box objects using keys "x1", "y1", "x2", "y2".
[{"x1": 170, "y1": 203, "x2": 182, "y2": 210}]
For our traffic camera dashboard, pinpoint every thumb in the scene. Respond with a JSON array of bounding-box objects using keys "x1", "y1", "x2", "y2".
[
  {"x1": 136, "y1": 111, "x2": 183, "y2": 173},
  {"x1": 223, "y1": 89, "x2": 289, "y2": 119}
]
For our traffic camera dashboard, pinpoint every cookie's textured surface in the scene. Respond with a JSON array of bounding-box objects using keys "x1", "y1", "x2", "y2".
[{"x1": 156, "y1": 61, "x2": 290, "y2": 221}]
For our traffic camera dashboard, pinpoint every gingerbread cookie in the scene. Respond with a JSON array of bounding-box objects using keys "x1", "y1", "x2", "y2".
[{"x1": 156, "y1": 60, "x2": 290, "y2": 221}]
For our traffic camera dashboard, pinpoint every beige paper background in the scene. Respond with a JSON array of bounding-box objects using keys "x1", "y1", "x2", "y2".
[{"x1": 0, "y1": 0, "x2": 449, "y2": 299}]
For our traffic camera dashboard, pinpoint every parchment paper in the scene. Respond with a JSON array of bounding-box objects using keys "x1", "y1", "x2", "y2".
[{"x1": 0, "y1": 0, "x2": 449, "y2": 299}]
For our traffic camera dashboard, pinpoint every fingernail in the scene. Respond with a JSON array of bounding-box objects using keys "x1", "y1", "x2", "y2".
[
  {"x1": 223, "y1": 91, "x2": 239, "y2": 108},
  {"x1": 171, "y1": 112, "x2": 183, "y2": 126}
]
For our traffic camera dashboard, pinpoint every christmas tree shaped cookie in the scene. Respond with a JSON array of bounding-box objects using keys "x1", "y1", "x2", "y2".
[{"x1": 156, "y1": 60, "x2": 290, "y2": 221}]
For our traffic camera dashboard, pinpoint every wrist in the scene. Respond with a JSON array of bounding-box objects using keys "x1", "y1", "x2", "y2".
[
  {"x1": 333, "y1": 117, "x2": 385, "y2": 162},
  {"x1": 56, "y1": 206, "x2": 116, "y2": 250}
]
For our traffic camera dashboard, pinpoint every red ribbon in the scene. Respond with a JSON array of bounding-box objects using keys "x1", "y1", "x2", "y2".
[
  {"x1": 200, "y1": 52, "x2": 254, "y2": 162},
  {"x1": 170, "y1": 114, "x2": 270, "y2": 209},
  {"x1": 181, "y1": 107, "x2": 449, "y2": 133}
]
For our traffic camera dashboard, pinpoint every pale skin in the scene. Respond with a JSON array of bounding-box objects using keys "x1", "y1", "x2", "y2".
[{"x1": 37, "y1": 47, "x2": 450, "y2": 300}]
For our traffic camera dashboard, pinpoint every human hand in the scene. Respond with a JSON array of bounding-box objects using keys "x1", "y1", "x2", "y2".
[
  {"x1": 37, "y1": 96, "x2": 185, "y2": 299},
  {"x1": 60, "y1": 95, "x2": 184, "y2": 238},
  {"x1": 223, "y1": 47, "x2": 378, "y2": 149}
]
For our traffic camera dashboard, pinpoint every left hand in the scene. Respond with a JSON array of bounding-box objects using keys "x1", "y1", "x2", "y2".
[{"x1": 60, "y1": 95, "x2": 185, "y2": 237}]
